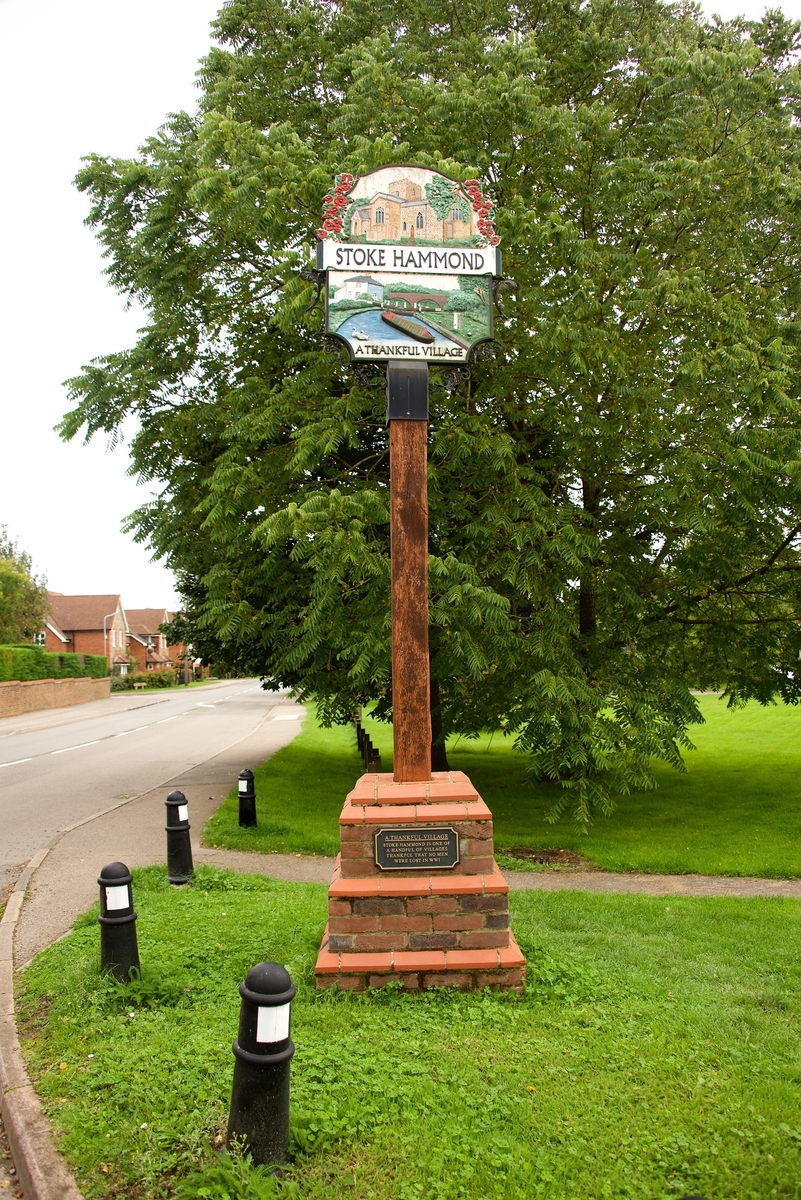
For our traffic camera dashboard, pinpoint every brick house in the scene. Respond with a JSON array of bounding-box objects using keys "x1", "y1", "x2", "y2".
[
  {"x1": 125, "y1": 608, "x2": 179, "y2": 672},
  {"x1": 351, "y1": 178, "x2": 475, "y2": 243},
  {"x1": 43, "y1": 594, "x2": 129, "y2": 673}
]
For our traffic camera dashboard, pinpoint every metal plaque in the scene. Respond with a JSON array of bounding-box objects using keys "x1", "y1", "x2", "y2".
[{"x1": 374, "y1": 825, "x2": 460, "y2": 870}]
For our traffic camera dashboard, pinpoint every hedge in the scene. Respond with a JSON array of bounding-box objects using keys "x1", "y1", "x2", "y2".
[{"x1": 0, "y1": 645, "x2": 108, "y2": 683}]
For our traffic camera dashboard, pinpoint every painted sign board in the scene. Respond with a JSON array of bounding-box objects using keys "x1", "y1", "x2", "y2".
[{"x1": 316, "y1": 166, "x2": 501, "y2": 364}]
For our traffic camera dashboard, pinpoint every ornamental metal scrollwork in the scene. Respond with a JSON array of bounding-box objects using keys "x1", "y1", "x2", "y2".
[
  {"x1": 444, "y1": 365, "x2": 472, "y2": 394},
  {"x1": 351, "y1": 362, "x2": 385, "y2": 388},
  {"x1": 318, "y1": 333, "x2": 351, "y2": 364},
  {"x1": 471, "y1": 341, "x2": 501, "y2": 364},
  {"x1": 491, "y1": 276, "x2": 516, "y2": 318},
  {"x1": 300, "y1": 267, "x2": 327, "y2": 313}
]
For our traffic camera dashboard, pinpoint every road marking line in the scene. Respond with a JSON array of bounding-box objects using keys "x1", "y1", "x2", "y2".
[
  {"x1": 196, "y1": 703, "x2": 215, "y2": 708},
  {"x1": 0, "y1": 757, "x2": 32, "y2": 768},
  {"x1": 157, "y1": 716, "x2": 179, "y2": 724},
  {"x1": 52, "y1": 741, "x2": 100, "y2": 755},
  {"x1": 115, "y1": 726, "x2": 148, "y2": 737}
]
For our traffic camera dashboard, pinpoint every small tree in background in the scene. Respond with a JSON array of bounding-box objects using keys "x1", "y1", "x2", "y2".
[
  {"x1": 425, "y1": 174, "x2": 460, "y2": 237},
  {"x1": 0, "y1": 528, "x2": 49, "y2": 644}
]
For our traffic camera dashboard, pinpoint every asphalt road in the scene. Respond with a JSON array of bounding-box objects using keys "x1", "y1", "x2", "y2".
[{"x1": 0, "y1": 680, "x2": 302, "y2": 894}]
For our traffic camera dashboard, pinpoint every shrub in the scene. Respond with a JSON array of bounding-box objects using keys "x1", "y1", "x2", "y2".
[{"x1": 126, "y1": 669, "x2": 177, "y2": 689}]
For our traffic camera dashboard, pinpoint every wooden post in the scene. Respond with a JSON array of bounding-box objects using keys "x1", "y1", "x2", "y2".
[{"x1": 389, "y1": 417, "x2": 432, "y2": 782}]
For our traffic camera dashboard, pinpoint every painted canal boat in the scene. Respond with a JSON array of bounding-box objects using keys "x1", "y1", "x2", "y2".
[{"x1": 381, "y1": 309, "x2": 435, "y2": 343}]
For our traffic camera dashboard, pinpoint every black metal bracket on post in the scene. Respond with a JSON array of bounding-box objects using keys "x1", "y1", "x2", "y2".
[{"x1": 386, "y1": 361, "x2": 429, "y2": 423}]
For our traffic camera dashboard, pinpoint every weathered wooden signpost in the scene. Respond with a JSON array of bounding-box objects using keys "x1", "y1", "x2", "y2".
[{"x1": 312, "y1": 166, "x2": 525, "y2": 992}]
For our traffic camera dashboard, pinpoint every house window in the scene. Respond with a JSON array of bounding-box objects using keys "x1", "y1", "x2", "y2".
[
  {"x1": 375, "y1": 208, "x2": 384, "y2": 224},
  {"x1": 33, "y1": 631, "x2": 46, "y2": 646},
  {"x1": 416, "y1": 212, "x2": 424, "y2": 228},
  {"x1": 402, "y1": 222, "x2": 407, "y2": 231},
  {"x1": 452, "y1": 208, "x2": 462, "y2": 221}
]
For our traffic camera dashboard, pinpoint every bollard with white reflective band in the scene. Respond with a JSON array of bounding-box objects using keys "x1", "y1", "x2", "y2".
[
  {"x1": 226, "y1": 962, "x2": 295, "y2": 1166},
  {"x1": 238, "y1": 768, "x2": 257, "y2": 828},
  {"x1": 165, "y1": 789, "x2": 194, "y2": 884},
  {"x1": 98, "y1": 862, "x2": 140, "y2": 981}
]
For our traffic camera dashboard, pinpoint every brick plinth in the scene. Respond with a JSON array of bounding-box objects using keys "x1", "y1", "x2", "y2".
[{"x1": 315, "y1": 771, "x2": 525, "y2": 992}]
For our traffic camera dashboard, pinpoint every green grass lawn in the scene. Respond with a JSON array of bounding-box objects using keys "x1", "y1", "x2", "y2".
[
  {"x1": 203, "y1": 698, "x2": 801, "y2": 877},
  {"x1": 17, "y1": 866, "x2": 801, "y2": 1200}
]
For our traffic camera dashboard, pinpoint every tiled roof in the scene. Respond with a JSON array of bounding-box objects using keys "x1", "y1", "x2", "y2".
[
  {"x1": 125, "y1": 608, "x2": 169, "y2": 636},
  {"x1": 47, "y1": 593, "x2": 123, "y2": 631}
]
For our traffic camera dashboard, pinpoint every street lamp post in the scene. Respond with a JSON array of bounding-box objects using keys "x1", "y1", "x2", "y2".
[{"x1": 102, "y1": 611, "x2": 117, "y2": 672}]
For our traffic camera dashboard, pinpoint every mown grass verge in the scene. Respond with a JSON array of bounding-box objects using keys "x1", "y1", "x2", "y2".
[
  {"x1": 16, "y1": 865, "x2": 801, "y2": 1200},
  {"x1": 203, "y1": 698, "x2": 801, "y2": 877}
]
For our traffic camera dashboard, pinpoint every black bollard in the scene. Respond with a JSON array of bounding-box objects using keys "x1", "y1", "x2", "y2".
[
  {"x1": 98, "y1": 862, "x2": 140, "y2": 982},
  {"x1": 238, "y1": 768, "x2": 257, "y2": 828},
  {"x1": 165, "y1": 790, "x2": 194, "y2": 884},
  {"x1": 227, "y1": 962, "x2": 296, "y2": 1166}
]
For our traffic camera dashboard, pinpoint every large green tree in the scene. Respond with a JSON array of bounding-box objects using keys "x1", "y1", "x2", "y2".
[
  {"x1": 0, "y1": 528, "x2": 49, "y2": 644},
  {"x1": 62, "y1": 0, "x2": 801, "y2": 820}
]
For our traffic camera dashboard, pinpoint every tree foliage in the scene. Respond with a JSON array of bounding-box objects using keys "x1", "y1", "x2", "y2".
[
  {"x1": 61, "y1": 0, "x2": 801, "y2": 821},
  {"x1": 0, "y1": 528, "x2": 49, "y2": 644}
]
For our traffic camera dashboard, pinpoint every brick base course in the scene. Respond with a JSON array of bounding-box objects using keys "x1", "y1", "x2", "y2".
[
  {"x1": 315, "y1": 770, "x2": 526, "y2": 992},
  {"x1": 316, "y1": 923, "x2": 526, "y2": 993}
]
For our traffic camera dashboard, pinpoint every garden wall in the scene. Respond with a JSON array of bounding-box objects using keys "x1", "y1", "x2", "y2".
[{"x1": 0, "y1": 676, "x2": 110, "y2": 718}]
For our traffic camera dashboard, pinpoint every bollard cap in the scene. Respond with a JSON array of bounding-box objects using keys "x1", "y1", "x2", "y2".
[
  {"x1": 240, "y1": 961, "x2": 296, "y2": 1008},
  {"x1": 238, "y1": 768, "x2": 255, "y2": 797},
  {"x1": 98, "y1": 861, "x2": 132, "y2": 887},
  {"x1": 235, "y1": 962, "x2": 296, "y2": 1060},
  {"x1": 165, "y1": 790, "x2": 190, "y2": 827},
  {"x1": 98, "y1": 861, "x2": 134, "y2": 920}
]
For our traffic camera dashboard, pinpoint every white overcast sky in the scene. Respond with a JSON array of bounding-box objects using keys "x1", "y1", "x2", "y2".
[{"x1": 0, "y1": 0, "x2": 797, "y2": 609}]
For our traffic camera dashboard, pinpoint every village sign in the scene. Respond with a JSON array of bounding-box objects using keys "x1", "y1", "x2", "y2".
[{"x1": 315, "y1": 165, "x2": 502, "y2": 363}]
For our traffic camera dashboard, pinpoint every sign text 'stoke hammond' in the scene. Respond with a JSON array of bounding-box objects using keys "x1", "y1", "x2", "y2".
[{"x1": 319, "y1": 241, "x2": 501, "y2": 276}]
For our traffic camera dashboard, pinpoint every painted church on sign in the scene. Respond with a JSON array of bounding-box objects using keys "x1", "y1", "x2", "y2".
[{"x1": 349, "y1": 177, "x2": 476, "y2": 244}]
